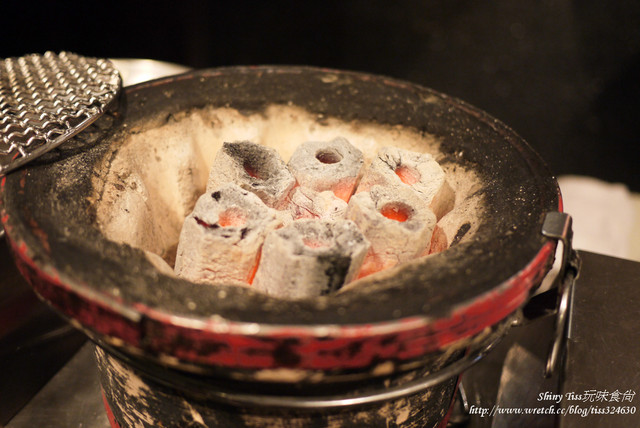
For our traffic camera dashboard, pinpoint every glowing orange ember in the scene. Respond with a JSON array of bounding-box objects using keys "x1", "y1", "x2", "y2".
[
  {"x1": 248, "y1": 249, "x2": 261, "y2": 284},
  {"x1": 243, "y1": 161, "x2": 260, "y2": 179},
  {"x1": 332, "y1": 179, "x2": 356, "y2": 202},
  {"x1": 218, "y1": 208, "x2": 246, "y2": 227},
  {"x1": 380, "y1": 203, "x2": 410, "y2": 222},
  {"x1": 303, "y1": 238, "x2": 328, "y2": 248},
  {"x1": 395, "y1": 165, "x2": 420, "y2": 185},
  {"x1": 356, "y1": 251, "x2": 396, "y2": 279}
]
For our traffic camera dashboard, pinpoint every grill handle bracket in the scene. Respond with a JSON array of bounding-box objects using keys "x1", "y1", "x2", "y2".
[{"x1": 540, "y1": 211, "x2": 581, "y2": 378}]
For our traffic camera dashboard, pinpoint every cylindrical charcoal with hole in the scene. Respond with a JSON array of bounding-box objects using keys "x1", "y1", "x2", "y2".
[
  {"x1": 357, "y1": 146, "x2": 455, "y2": 220},
  {"x1": 287, "y1": 137, "x2": 364, "y2": 202},
  {"x1": 206, "y1": 141, "x2": 296, "y2": 209},
  {"x1": 252, "y1": 219, "x2": 369, "y2": 299},
  {"x1": 347, "y1": 184, "x2": 437, "y2": 278},
  {"x1": 174, "y1": 183, "x2": 281, "y2": 285}
]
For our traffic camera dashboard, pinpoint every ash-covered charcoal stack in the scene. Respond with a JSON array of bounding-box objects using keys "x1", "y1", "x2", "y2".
[{"x1": 174, "y1": 138, "x2": 455, "y2": 300}]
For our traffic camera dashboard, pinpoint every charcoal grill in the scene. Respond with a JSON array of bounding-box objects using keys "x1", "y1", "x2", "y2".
[{"x1": 0, "y1": 66, "x2": 563, "y2": 427}]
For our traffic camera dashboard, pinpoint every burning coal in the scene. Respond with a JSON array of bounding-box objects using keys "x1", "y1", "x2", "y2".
[{"x1": 175, "y1": 139, "x2": 455, "y2": 299}]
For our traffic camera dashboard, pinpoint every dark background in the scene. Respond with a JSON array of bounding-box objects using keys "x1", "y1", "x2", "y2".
[{"x1": 3, "y1": 1, "x2": 639, "y2": 190}]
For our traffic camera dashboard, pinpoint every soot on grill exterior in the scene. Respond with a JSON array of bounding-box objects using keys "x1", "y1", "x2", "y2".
[{"x1": 0, "y1": 67, "x2": 560, "y2": 428}]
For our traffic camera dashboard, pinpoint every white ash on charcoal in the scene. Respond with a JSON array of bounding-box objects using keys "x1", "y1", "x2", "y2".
[
  {"x1": 174, "y1": 138, "x2": 457, "y2": 296},
  {"x1": 347, "y1": 185, "x2": 437, "y2": 278},
  {"x1": 357, "y1": 147, "x2": 455, "y2": 220},
  {"x1": 284, "y1": 186, "x2": 348, "y2": 224},
  {"x1": 174, "y1": 183, "x2": 281, "y2": 285},
  {"x1": 206, "y1": 141, "x2": 296, "y2": 209},
  {"x1": 287, "y1": 137, "x2": 364, "y2": 202},
  {"x1": 252, "y1": 219, "x2": 369, "y2": 299}
]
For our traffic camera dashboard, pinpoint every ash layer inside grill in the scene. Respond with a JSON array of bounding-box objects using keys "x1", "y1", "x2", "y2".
[
  {"x1": 95, "y1": 105, "x2": 484, "y2": 303},
  {"x1": 174, "y1": 139, "x2": 454, "y2": 300}
]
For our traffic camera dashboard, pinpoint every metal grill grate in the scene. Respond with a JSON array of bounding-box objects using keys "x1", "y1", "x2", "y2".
[{"x1": 0, "y1": 51, "x2": 121, "y2": 175}]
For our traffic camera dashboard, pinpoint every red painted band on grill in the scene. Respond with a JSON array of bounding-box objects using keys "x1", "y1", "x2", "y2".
[
  {"x1": 206, "y1": 141, "x2": 296, "y2": 209},
  {"x1": 287, "y1": 137, "x2": 364, "y2": 203},
  {"x1": 252, "y1": 219, "x2": 369, "y2": 299},
  {"x1": 347, "y1": 185, "x2": 436, "y2": 278},
  {"x1": 358, "y1": 147, "x2": 455, "y2": 220},
  {"x1": 174, "y1": 183, "x2": 281, "y2": 285}
]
